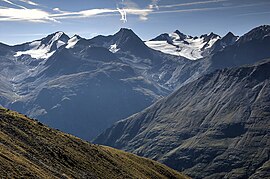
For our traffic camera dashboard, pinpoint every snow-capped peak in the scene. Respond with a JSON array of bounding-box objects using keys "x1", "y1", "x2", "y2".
[
  {"x1": 14, "y1": 32, "x2": 70, "y2": 60},
  {"x1": 172, "y1": 30, "x2": 190, "y2": 40},
  {"x1": 45, "y1": 31, "x2": 70, "y2": 48},
  {"x1": 66, "y1": 35, "x2": 81, "y2": 49},
  {"x1": 146, "y1": 30, "x2": 220, "y2": 60}
]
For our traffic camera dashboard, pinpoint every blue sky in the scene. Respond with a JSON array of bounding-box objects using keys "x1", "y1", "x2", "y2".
[{"x1": 0, "y1": 0, "x2": 269, "y2": 44}]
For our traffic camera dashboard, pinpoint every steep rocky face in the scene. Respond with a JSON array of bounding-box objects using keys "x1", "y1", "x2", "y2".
[
  {"x1": 90, "y1": 28, "x2": 153, "y2": 59},
  {"x1": 94, "y1": 59, "x2": 270, "y2": 179},
  {"x1": 209, "y1": 25, "x2": 270, "y2": 70},
  {"x1": 0, "y1": 42, "x2": 12, "y2": 56},
  {"x1": 150, "y1": 33, "x2": 172, "y2": 42},
  {"x1": 205, "y1": 32, "x2": 238, "y2": 55},
  {"x1": 0, "y1": 107, "x2": 189, "y2": 179}
]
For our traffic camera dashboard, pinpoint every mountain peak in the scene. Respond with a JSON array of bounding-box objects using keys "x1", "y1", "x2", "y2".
[
  {"x1": 119, "y1": 27, "x2": 132, "y2": 32},
  {"x1": 238, "y1": 25, "x2": 270, "y2": 43},
  {"x1": 174, "y1": 30, "x2": 185, "y2": 35},
  {"x1": 224, "y1": 31, "x2": 236, "y2": 37},
  {"x1": 72, "y1": 34, "x2": 82, "y2": 39},
  {"x1": 39, "y1": 31, "x2": 70, "y2": 48},
  {"x1": 173, "y1": 30, "x2": 188, "y2": 40},
  {"x1": 66, "y1": 35, "x2": 82, "y2": 49},
  {"x1": 116, "y1": 28, "x2": 137, "y2": 37},
  {"x1": 200, "y1": 32, "x2": 220, "y2": 39},
  {"x1": 149, "y1": 33, "x2": 171, "y2": 42},
  {"x1": 48, "y1": 31, "x2": 70, "y2": 41},
  {"x1": 110, "y1": 28, "x2": 152, "y2": 58},
  {"x1": 220, "y1": 32, "x2": 238, "y2": 44},
  {"x1": 251, "y1": 25, "x2": 270, "y2": 33},
  {"x1": 113, "y1": 28, "x2": 142, "y2": 43}
]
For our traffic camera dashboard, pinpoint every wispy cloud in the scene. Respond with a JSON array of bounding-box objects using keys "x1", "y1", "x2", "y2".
[
  {"x1": 236, "y1": 11, "x2": 270, "y2": 17},
  {"x1": 18, "y1": 0, "x2": 38, "y2": 6},
  {"x1": 0, "y1": 0, "x2": 268, "y2": 23},
  {"x1": 51, "y1": 9, "x2": 117, "y2": 19},
  {"x1": 126, "y1": 8, "x2": 152, "y2": 21},
  {"x1": 116, "y1": 0, "x2": 153, "y2": 22},
  {"x1": 1, "y1": 0, "x2": 26, "y2": 9},
  {"x1": 158, "y1": 0, "x2": 229, "y2": 8},
  {"x1": 150, "y1": 2, "x2": 270, "y2": 15}
]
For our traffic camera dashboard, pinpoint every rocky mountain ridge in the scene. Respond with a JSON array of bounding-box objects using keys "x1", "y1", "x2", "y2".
[{"x1": 94, "y1": 58, "x2": 270, "y2": 179}]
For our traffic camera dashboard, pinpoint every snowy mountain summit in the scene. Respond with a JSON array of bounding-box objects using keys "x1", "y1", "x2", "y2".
[
  {"x1": 14, "y1": 31, "x2": 70, "y2": 59},
  {"x1": 145, "y1": 30, "x2": 223, "y2": 60}
]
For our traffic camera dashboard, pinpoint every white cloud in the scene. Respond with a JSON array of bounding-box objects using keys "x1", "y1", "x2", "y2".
[
  {"x1": 53, "y1": 8, "x2": 62, "y2": 12},
  {"x1": 50, "y1": 7, "x2": 152, "y2": 22},
  {"x1": 50, "y1": 8, "x2": 118, "y2": 20},
  {"x1": 125, "y1": 8, "x2": 152, "y2": 21},
  {"x1": 115, "y1": 0, "x2": 153, "y2": 22},
  {"x1": 0, "y1": 7, "x2": 58, "y2": 22},
  {"x1": 80, "y1": 9, "x2": 117, "y2": 17}
]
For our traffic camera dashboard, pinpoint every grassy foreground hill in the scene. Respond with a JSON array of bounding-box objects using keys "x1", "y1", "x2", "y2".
[{"x1": 0, "y1": 107, "x2": 188, "y2": 179}]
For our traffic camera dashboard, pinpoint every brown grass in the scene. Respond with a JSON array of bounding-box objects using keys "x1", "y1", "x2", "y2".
[{"x1": 0, "y1": 107, "x2": 189, "y2": 179}]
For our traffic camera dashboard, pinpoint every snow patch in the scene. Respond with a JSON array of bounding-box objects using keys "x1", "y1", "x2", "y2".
[
  {"x1": 109, "y1": 44, "x2": 120, "y2": 53},
  {"x1": 15, "y1": 49, "x2": 55, "y2": 59},
  {"x1": 66, "y1": 36, "x2": 79, "y2": 49}
]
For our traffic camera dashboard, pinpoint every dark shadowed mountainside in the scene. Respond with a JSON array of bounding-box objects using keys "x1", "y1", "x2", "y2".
[{"x1": 94, "y1": 59, "x2": 270, "y2": 179}]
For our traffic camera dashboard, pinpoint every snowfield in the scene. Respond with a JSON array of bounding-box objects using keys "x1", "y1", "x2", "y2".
[{"x1": 145, "y1": 31, "x2": 220, "y2": 60}]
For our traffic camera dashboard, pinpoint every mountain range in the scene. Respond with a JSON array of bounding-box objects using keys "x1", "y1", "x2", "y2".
[
  {"x1": 1, "y1": 24, "x2": 270, "y2": 178},
  {"x1": 0, "y1": 25, "x2": 269, "y2": 143}
]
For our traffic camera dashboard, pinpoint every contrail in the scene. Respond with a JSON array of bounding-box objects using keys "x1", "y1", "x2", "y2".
[
  {"x1": 159, "y1": 0, "x2": 228, "y2": 8},
  {"x1": 117, "y1": 7, "x2": 127, "y2": 23},
  {"x1": 117, "y1": 0, "x2": 127, "y2": 23}
]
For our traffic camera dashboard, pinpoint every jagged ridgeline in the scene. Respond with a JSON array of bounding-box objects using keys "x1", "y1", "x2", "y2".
[
  {"x1": 0, "y1": 107, "x2": 189, "y2": 179},
  {"x1": 0, "y1": 25, "x2": 269, "y2": 142}
]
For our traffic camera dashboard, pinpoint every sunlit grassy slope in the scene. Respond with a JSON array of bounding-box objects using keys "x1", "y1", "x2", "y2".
[{"x1": 0, "y1": 107, "x2": 189, "y2": 179}]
